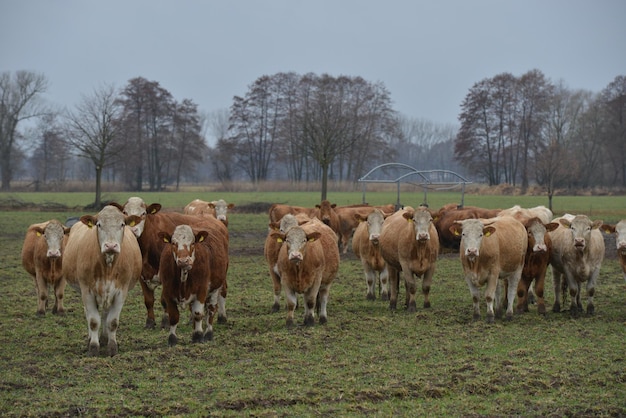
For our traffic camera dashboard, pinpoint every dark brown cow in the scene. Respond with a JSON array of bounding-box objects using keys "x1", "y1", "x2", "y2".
[
  {"x1": 516, "y1": 217, "x2": 559, "y2": 314},
  {"x1": 158, "y1": 224, "x2": 228, "y2": 345},
  {"x1": 335, "y1": 204, "x2": 395, "y2": 254},
  {"x1": 21, "y1": 220, "x2": 70, "y2": 316},
  {"x1": 115, "y1": 197, "x2": 229, "y2": 329},
  {"x1": 433, "y1": 204, "x2": 502, "y2": 249}
]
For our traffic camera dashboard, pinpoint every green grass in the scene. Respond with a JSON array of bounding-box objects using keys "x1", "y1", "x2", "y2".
[{"x1": 1, "y1": 193, "x2": 625, "y2": 416}]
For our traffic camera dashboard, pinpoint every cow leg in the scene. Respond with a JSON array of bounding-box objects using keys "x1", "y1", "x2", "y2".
[
  {"x1": 190, "y1": 299, "x2": 205, "y2": 343},
  {"x1": 317, "y1": 283, "x2": 332, "y2": 324},
  {"x1": 270, "y1": 265, "x2": 282, "y2": 312},
  {"x1": 302, "y1": 284, "x2": 320, "y2": 326},
  {"x1": 139, "y1": 276, "x2": 157, "y2": 329},
  {"x1": 363, "y1": 263, "x2": 377, "y2": 300},
  {"x1": 402, "y1": 269, "x2": 417, "y2": 312},
  {"x1": 284, "y1": 288, "x2": 298, "y2": 328},
  {"x1": 104, "y1": 289, "x2": 126, "y2": 357},
  {"x1": 34, "y1": 271, "x2": 48, "y2": 316},
  {"x1": 52, "y1": 276, "x2": 66, "y2": 315},
  {"x1": 422, "y1": 268, "x2": 434, "y2": 309},
  {"x1": 465, "y1": 279, "x2": 481, "y2": 321},
  {"x1": 388, "y1": 266, "x2": 400, "y2": 310},
  {"x1": 165, "y1": 299, "x2": 180, "y2": 346},
  {"x1": 535, "y1": 268, "x2": 548, "y2": 315},
  {"x1": 505, "y1": 273, "x2": 521, "y2": 321},
  {"x1": 586, "y1": 267, "x2": 600, "y2": 315},
  {"x1": 552, "y1": 267, "x2": 563, "y2": 313},
  {"x1": 516, "y1": 276, "x2": 531, "y2": 314},
  {"x1": 484, "y1": 277, "x2": 498, "y2": 324},
  {"x1": 379, "y1": 266, "x2": 389, "y2": 301},
  {"x1": 217, "y1": 281, "x2": 227, "y2": 324},
  {"x1": 81, "y1": 290, "x2": 101, "y2": 356}
]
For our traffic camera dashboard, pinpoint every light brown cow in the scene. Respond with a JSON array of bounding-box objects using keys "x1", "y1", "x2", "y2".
[
  {"x1": 116, "y1": 197, "x2": 229, "y2": 329},
  {"x1": 184, "y1": 198, "x2": 235, "y2": 227},
  {"x1": 450, "y1": 216, "x2": 527, "y2": 323},
  {"x1": 268, "y1": 203, "x2": 315, "y2": 223},
  {"x1": 352, "y1": 209, "x2": 389, "y2": 301},
  {"x1": 516, "y1": 217, "x2": 559, "y2": 314},
  {"x1": 550, "y1": 214, "x2": 604, "y2": 316},
  {"x1": 270, "y1": 218, "x2": 339, "y2": 327},
  {"x1": 379, "y1": 207, "x2": 439, "y2": 311},
  {"x1": 158, "y1": 224, "x2": 228, "y2": 345},
  {"x1": 310, "y1": 200, "x2": 340, "y2": 241},
  {"x1": 601, "y1": 220, "x2": 626, "y2": 281},
  {"x1": 433, "y1": 204, "x2": 502, "y2": 249},
  {"x1": 21, "y1": 220, "x2": 70, "y2": 316},
  {"x1": 335, "y1": 204, "x2": 395, "y2": 254},
  {"x1": 62, "y1": 206, "x2": 142, "y2": 356},
  {"x1": 499, "y1": 205, "x2": 553, "y2": 224}
]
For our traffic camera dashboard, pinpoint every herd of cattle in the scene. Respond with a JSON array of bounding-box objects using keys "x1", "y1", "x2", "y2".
[{"x1": 20, "y1": 197, "x2": 626, "y2": 356}]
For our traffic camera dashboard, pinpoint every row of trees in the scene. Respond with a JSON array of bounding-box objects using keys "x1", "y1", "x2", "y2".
[{"x1": 1, "y1": 69, "x2": 624, "y2": 203}]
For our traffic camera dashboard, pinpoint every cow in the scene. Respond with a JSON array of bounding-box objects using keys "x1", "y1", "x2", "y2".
[
  {"x1": 270, "y1": 218, "x2": 339, "y2": 327},
  {"x1": 184, "y1": 198, "x2": 235, "y2": 227},
  {"x1": 62, "y1": 205, "x2": 142, "y2": 356},
  {"x1": 158, "y1": 224, "x2": 228, "y2": 345},
  {"x1": 549, "y1": 214, "x2": 605, "y2": 316},
  {"x1": 433, "y1": 204, "x2": 502, "y2": 250},
  {"x1": 449, "y1": 216, "x2": 527, "y2": 323},
  {"x1": 21, "y1": 219, "x2": 70, "y2": 316},
  {"x1": 499, "y1": 205, "x2": 553, "y2": 224},
  {"x1": 516, "y1": 217, "x2": 560, "y2": 314},
  {"x1": 310, "y1": 200, "x2": 341, "y2": 241},
  {"x1": 379, "y1": 207, "x2": 439, "y2": 311},
  {"x1": 115, "y1": 197, "x2": 229, "y2": 329},
  {"x1": 352, "y1": 209, "x2": 390, "y2": 301},
  {"x1": 268, "y1": 203, "x2": 315, "y2": 223},
  {"x1": 335, "y1": 204, "x2": 395, "y2": 254},
  {"x1": 601, "y1": 220, "x2": 626, "y2": 281}
]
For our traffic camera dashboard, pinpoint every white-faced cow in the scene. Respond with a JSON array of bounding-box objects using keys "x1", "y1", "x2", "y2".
[
  {"x1": 21, "y1": 219, "x2": 70, "y2": 316},
  {"x1": 270, "y1": 219, "x2": 339, "y2": 327},
  {"x1": 334, "y1": 203, "x2": 395, "y2": 254},
  {"x1": 379, "y1": 207, "x2": 439, "y2": 311},
  {"x1": 549, "y1": 214, "x2": 604, "y2": 316},
  {"x1": 601, "y1": 220, "x2": 626, "y2": 282},
  {"x1": 450, "y1": 216, "x2": 527, "y2": 323},
  {"x1": 352, "y1": 209, "x2": 390, "y2": 301},
  {"x1": 62, "y1": 206, "x2": 142, "y2": 356},
  {"x1": 184, "y1": 198, "x2": 235, "y2": 227},
  {"x1": 158, "y1": 224, "x2": 228, "y2": 346}
]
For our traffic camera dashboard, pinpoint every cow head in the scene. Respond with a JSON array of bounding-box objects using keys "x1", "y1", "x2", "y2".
[
  {"x1": 315, "y1": 200, "x2": 336, "y2": 226},
  {"x1": 158, "y1": 225, "x2": 208, "y2": 283},
  {"x1": 362, "y1": 209, "x2": 385, "y2": 245},
  {"x1": 404, "y1": 207, "x2": 435, "y2": 242},
  {"x1": 602, "y1": 220, "x2": 626, "y2": 255},
  {"x1": 525, "y1": 217, "x2": 559, "y2": 253},
  {"x1": 34, "y1": 220, "x2": 70, "y2": 259},
  {"x1": 118, "y1": 197, "x2": 162, "y2": 238},
  {"x1": 559, "y1": 215, "x2": 602, "y2": 252},
  {"x1": 270, "y1": 226, "x2": 321, "y2": 265},
  {"x1": 450, "y1": 219, "x2": 495, "y2": 261},
  {"x1": 208, "y1": 199, "x2": 235, "y2": 225},
  {"x1": 80, "y1": 205, "x2": 141, "y2": 266}
]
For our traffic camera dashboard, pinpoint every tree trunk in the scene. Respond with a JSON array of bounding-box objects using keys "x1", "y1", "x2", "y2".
[
  {"x1": 95, "y1": 165, "x2": 102, "y2": 209},
  {"x1": 321, "y1": 162, "x2": 329, "y2": 201}
]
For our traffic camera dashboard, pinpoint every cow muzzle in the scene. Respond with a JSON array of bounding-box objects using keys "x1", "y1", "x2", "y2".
[
  {"x1": 176, "y1": 257, "x2": 193, "y2": 270},
  {"x1": 532, "y1": 243, "x2": 548, "y2": 253},
  {"x1": 289, "y1": 251, "x2": 303, "y2": 264},
  {"x1": 102, "y1": 242, "x2": 120, "y2": 254},
  {"x1": 46, "y1": 249, "x2": 62, "y2": 258}
]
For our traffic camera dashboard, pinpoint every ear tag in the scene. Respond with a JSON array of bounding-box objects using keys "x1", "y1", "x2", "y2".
[
  {"x1": 129, "y1": 220, "x2": 136, "y2": 227},
  {"x1": 308, "y1": 237, "x2": 316, "y2": 242},
  {"x1": 484, "y1": 231, "x2": 492, "y2": 237},
  {"x1": 276, "y1": 238, "x2": 283, "y2": 243},
  {"x1": 163, "y1": 237, "x2": 170, "y2": 243},
  {"x1": 150, "y1": 208, "x2": 157, "y2": 214},
  {"x1": 453, "y1": 230, "x2": 460, "y2": 237},
  {"x1": 198, "y1": 236, "x2": 205, "y2": 243},
  {"x1": 36, "y1": 231, "x2": 42, "y2": 237},
  {"x1": 87, "y1": 221, "x2": 94, "y2": 229}
]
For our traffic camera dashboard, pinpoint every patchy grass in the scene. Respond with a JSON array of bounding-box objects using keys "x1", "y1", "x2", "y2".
[{"x1": 1, "y1": 198, "x2": 625, "y2": 416}]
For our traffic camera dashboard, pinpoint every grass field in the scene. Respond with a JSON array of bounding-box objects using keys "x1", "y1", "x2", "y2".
[{"x1": 1, "y1": 192, "x2": 625, "y2": 416}]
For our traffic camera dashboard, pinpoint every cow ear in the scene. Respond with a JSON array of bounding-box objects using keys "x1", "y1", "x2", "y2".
[
  {"x1": 601, "y1": 224, "x2": 615, "y2": 234},
  {"x1": 63, "y1": 227, "x2": 71, "y2": 235},
  {"x1": 33, "y1": 227, "x2": 44, "y2": 237},
  {"x1": 80, "y1": 215, "x2": 97, "y2": 228},
  {"x1": 108, "y1": 202, "x2": 124, "y2": 211},
  {"x1": 449, "y1": 224, "x2": 461, "y2": 237},
  {"x1": 268, "y1": 222, "x2": 279, "y2": 231},
  {"x1": 559, "y1": 219, "x2": 572, "y2": 229},
  {"x1": 307, "y1": 231, "x2": 322, "y2": 242},
  {"x1": 157, "y1": 231, "x2": 171, "y2": 243},
  {"x1": 270, "y1": 231, "x2": 285, "y2": 243},
  {"x1": 228, "y1": 203, "x2": 235, "y2": 209},
  {"x1": 591, "y1": 220, "x2": 603, "y2": 230},
  {"x1": 402, "y1": 211, "x2": 413, "y2": 222},
  {"x1": 483, "y1": 226, "x2": 496, "y2": 237},
  {"x1": 147, "y1": 204, "x2": 162, "y2": 214},
  {"x1": 125, "y1": 215, "x2": 141, "y2": 227},
  {"x1": 545, "y1": 222, "x2": 560, "y2": 232},
  {"x1": 196, "y1": 230, "x2": 209, "y2": 243},
  {"x1": 208, "y1": 203, "x2": 216, "y2": 209}
]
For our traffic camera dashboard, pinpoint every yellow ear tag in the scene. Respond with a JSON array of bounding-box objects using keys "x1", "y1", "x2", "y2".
[
  {"x1": 36, "y1": 231, "x2": 42, "y2": 237},
  {"x1": 484, "y1": 231, "x2": 492, "y2": 237},
  {"x1": 453, "y1": 230, "x2": 460, "y2": 237},
  {"x1": 308, "y1": 237, "x2": 316, "y2": 242},
  {"x1": 198, "y1": 236, "x2": 205, "y2": 243},
  {"x1": 276, "y1": 237, "x2": 283, "y2": 243},
  {"x1": 129, "y1": 220, "x2": 136, "y2": 227},
  {"x1": 87, "y1": 221, "x2": 94, "y2": 229}
]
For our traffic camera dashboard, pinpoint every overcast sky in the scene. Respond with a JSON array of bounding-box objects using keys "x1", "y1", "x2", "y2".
[{"x1": 2, "y1": 1, "x2": 625, "y2": 128}]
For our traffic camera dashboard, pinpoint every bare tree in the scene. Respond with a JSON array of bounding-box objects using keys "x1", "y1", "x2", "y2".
[
  {"x1": 64, "y1": 84, "x2": 124, "y2": 207},
  {"x1": 599, "y1": 75, "x2": 626, "y2": 186},
  {"x1": 167, "y1": 99, "x2": 206, "y2": 190},
  {"x1": 0, "y1": 71, "x2": 48, "y2": 191},
  {"x1": 30, "y1": 113, "x2": 70, "y2": 190}
]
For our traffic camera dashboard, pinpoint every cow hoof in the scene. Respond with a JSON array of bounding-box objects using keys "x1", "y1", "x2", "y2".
[
  {"x1": 88, "y1": 342, "x2": 99, "y2": 357},
  {"x1": 472, "y1": 313, "x2": 480, "y2": 322},
  {"x1": 569, "y1": 308, "x2": 580, "y2": 318},
  {"x1": 36, "y1": 310, "x2": 45, "y2": 317},
  {"x1": 538, "y1": 304, "x2": 546, "y2": 315},
  {"x1": 586, "y1": 305, "x2": 595, "y2": 315},
  {"x1": 286, "y1": 318, "x2": 294, "y2": 328},
  {"x1": 389, "y1": 301, "x2": 397, "y2": 310},
  {"x1": 217, "y1": 314, "x2": 227, "y2": 324},
  {"x1": 304, "y1": 316, "x2": 315, "y2": 327},
  {"x1": 145, "y1": 318, "x2": 156, "y2": 329},
  {"x1": 505, "y1": 313, "x2": 513, "y2": 321},
  {"x1": 552, "y1": 303, "x2": 561, "y2": 313},
  {"x1": 204, "y1": 331, "x2": 213, "y2": 341},
  {"x1": 192, "y1": 331, "x2": 204, "y2": 343},
  {"x1": 271, "y1": 303, "x2": 280, "y2": 313},
  {"x1": 381, "y1": 292, "x2": 389, "y2": 301},
  {"x1": 160, "y1": 316, "x2": 170, "y2": 330},
  {"x1": 168, "y1": 334, "x2": 178, "y2": 347},
  {"x1": 107, "y1": 341, "x2": 118, "y2": 357},
  {"x1": 407, "y1": 302, "x2": 417, "y2": 313},
  {"x1": 366, "y1": 293, "x2": 375, "y2": 301},
  {"x1": 319, "y1": 316, "x2": 327, "y2": 325},
  {"x1": 55, "y1": 309, "x2": 66, "y2": 316},
  {"x1": 423, "y1": 301, "x2": 431, "y2": 309},
  {"x1": 486, "y1": 315, "x2": 495, "y2": 324}
]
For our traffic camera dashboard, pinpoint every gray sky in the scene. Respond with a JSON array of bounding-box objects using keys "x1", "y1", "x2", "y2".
[{"x1": 2, "y1": 0, "x2": 625, "y2": 127}]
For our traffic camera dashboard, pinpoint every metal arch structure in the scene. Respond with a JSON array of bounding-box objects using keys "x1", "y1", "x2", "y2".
[{"x1": 357, "y1": 163, "x2": 472, "y2": 209}]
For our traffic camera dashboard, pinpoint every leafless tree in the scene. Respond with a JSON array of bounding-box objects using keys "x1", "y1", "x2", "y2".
[
  {"x1": 599, "y1": 75, "x2": 626, "y2": 186},
  {"x1": 30, "y1": 113, "x2": 70, "y2": 189},
  {"x1": 0, "y1": 71, "x2": 48, "y2": 191}
]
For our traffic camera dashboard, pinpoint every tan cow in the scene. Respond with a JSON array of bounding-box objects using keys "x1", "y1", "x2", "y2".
[
  {"x1": 601, "y1": 220, "x2": 626, "y2": 281},
  {"x1": 433, "y1": 204, "x2": 502, "y2": 250},
  {"x1": 335, "y1": 204, "x2": 395, "y2": 254},
  {"x1": 21, "y1": 219, "x2": 70, "y2": 316},
  {"x1": 268, "y1": 203, "x2": 315, "y2": 223},
  {"x1": 62, "y1": 206, "x2": 142, "y2": 356},
  {"x1": 310, "y1": 200, "x2": 340, "y2": 241},
  {"x1": 184, "y1": 198, "x2": 235, "y2": 227},
  {"x1": 352, "y1": 209, "x2": 390, "y2": 301},
  {"x1": 499, "y1": 205, "x2": 553, "y2": 224},
  {"x1": 379, "y1": 207, "x2": 439, "y2": 311},
  {"x1": 270, "y1": 218, "x2": 339, "y2": 327},
  {"x1": 450, "y1": 216, "x2": 527, "y2": 323},
  {"x1": 549, "y1": 214, "x2": 604, "y2": 316}
]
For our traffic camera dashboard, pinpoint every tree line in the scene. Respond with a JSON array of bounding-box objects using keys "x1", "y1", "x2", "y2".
[{"x1": 1, "y1": 69, "x2": 624, "y2": 204}]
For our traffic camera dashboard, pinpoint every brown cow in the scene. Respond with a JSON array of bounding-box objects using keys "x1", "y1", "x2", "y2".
[
  {"x1": 184, "y1": 198, "x2": 235, "y2": 227},
  {"x1": 310, "y1": 200, "x2": 340, "y2": 241},
  {"x1": 516, "y1": 217, "x2": 559, "y2": 314},
  {"x1": 62, "y1": 206, "x2": 142, "y2": 356},
  {"x1": 352, "y1": 209, "x2": 390, "y2": 300},
  {"x1": 601, "y1": 220, "x2": 626, "y2": 282},
  {"x1": 450, "y1": 216, "x2": 527, "y2": 323},
  {"x1": 158, "y1": 224, "x2": 228, "y2": 345},
  {"x1": 379, "y1": 207, "x2": 439, "y2": 311},
  {"x1": 21, "y1": 220, "x2": 70, "y2": 316},
  {"x1": 268, "y1": 203, "x2": 315, "y2": 223},
  {"x1": 550, "y1": 214, "x2": 604, "y2": 316},
  {"x1": 270, "y1": 218, "x2": 339, "y2": 327},
  {"x1": 433, "y1": 204, "x2": 502, "y2": 249},
  {"x1": 116, "y1": 197, "x2": 229, "y2": 329},
  {"x1": 335, "y1": 204, "x2": 395, "y2": 254}
]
